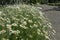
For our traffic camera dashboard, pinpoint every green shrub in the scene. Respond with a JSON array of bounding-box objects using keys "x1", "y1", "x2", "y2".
[{"x1": 0, "y1": 4, "x2": 55, "y2": 40}]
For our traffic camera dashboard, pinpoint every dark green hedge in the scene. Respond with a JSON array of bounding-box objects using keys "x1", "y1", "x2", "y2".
[
  {"x1": 0, "y1": 0, "x2": 60, "y2": 5},
  {"x1": 0, "y1": 0, "x2": 48, "y2": 5}
]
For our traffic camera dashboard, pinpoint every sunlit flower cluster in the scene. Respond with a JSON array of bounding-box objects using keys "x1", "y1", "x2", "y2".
[{"x1": 0, "y1": 4, "x2": 55, "y2": 40}]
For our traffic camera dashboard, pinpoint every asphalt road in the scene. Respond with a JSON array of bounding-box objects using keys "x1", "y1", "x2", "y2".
[{"x1": 40, "y1": 4, "x2": 60, "y2": 40}]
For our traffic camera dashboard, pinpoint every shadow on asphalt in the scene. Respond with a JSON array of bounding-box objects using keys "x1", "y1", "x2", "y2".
[{"x1": 43, "y1": 7, "x2": 60, "y2": 12}]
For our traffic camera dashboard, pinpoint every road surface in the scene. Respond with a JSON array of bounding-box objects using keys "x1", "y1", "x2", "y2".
[{"x1": 40, "y1": 4, "x2": 60, "y2": 40}]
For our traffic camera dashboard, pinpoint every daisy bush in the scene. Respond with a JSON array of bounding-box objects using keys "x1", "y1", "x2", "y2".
[{"x1": 0, "y1": 4, "x2": 55, "y2": 40}]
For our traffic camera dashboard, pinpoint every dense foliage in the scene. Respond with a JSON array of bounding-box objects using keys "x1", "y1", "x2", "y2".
[
  {"x1": 48, "y1": 0, "x2": 60, "y2": 3},
  {"x1": 0, "y1": 0, "x2": 48, "y2": 5},
  {"x1": 0, "y1": 4, "x2": 55, "y2": 40},
  {"x1": 0, "y1": 0, "x2": 60, "y2": 5}
]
